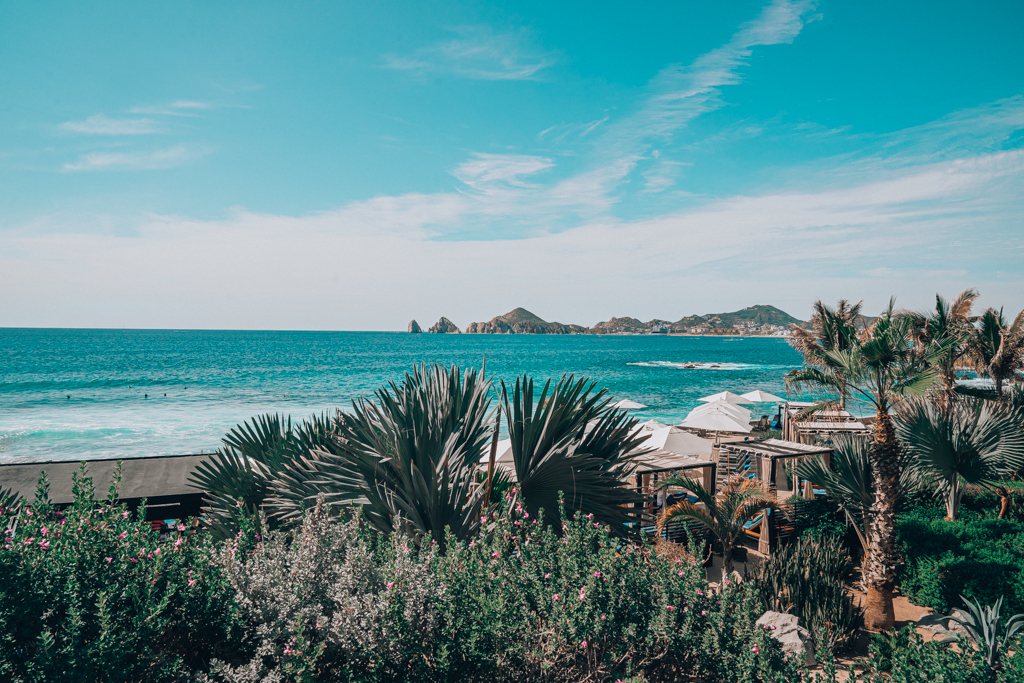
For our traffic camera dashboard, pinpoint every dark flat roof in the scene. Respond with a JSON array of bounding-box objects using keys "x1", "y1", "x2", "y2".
[{"x1": 0, "y1": 454, "x2": 214, "y2": 504}]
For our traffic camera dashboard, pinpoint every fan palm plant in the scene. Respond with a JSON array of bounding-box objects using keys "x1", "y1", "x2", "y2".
[
  {"x1": 500, "y1": 374, "x2": 651, "y2": 534},
  {"x1": 787, "y1": 299, "x2": 864, "y2": 408},
  {"x1": 895, "y1": 397, "x2": 1024, "y2": 520},
  {"x1": 795, "y1": 438, "x2": 874, "y2": 554},
  {"x1": 968, "y1": 307, "x2": 1024, "y2": 396},
  {"x1": 274, "y1": 364, "x2": 495, "y2": 551},
  {"x1": 901, "y1": 289, "x2": 978, "y2": 393},
  {"x1": 189, "y1": 412, "x2": 336, "y2": 538},
  {"x1": 655, "y1": 474, "x2": 777, "y2": 577},
  {"x1": 789, "y1": 300, "x2": 945, "y2": 630}
]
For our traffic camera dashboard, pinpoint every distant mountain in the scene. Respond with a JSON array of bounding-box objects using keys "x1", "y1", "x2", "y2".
[
  {"x1": 427, "y1": 317, "x2": 461, "y2": 334},
  {"x1": 676, "y1": 305, "x2": 803, "y2": 329},
  {"x1": 590, "y1": 305, "x2": 803, "y2": 334},
  {"x1": 465, "y1": 308, "x2": 586, "y2": 334}
]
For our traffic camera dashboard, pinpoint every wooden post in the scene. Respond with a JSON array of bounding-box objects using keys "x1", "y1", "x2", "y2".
[
  {"x1": 758, "y1": 508, "x2": 771, "y2": 555},
  {"x1": 483, "y1": 409, "x2": 501, "y2": 510}
]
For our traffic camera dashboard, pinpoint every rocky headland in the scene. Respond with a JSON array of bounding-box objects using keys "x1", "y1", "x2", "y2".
[{"x1": 416, "y1": 305, "x2": 804, "y2": 335}]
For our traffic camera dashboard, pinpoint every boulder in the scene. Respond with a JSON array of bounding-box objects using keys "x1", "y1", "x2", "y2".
[
  {"x1": 427, "y1": 317, "x2": 461, "y2": 334},
  {"x1": 407, "y1": 320, "x2": 422, "y2": 334},
  {"x1": 755, "y1": 611, "x2": 816, "y2": 668}
]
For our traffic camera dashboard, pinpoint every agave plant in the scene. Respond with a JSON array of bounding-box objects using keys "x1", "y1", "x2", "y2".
[
  {"x1": 189, "y1": 412, "x2": 336, "y2": 538},
  {"x1": 940, "y1": 595, "x2": 1024, "y2": 670},
  {"x1": 500, "y1": 374, "x2": 650, "y2": 534},
  {"x1": 895, "y1": 397, "x2": 1024, "y2": 520},
  {"x1": 269, "y1": 364, "x2": 495, "y2": 551},
  {"x1": 655, "y1": 474, "x2": 777, "y2": 577}
]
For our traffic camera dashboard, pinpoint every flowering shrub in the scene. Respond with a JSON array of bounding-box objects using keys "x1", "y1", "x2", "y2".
[
  {"x1": 204, "y1": 492, "x2": 804, "y2": 683},
  {"x1": 0, "y1": 466, "x2": 245, "y2": 682}
]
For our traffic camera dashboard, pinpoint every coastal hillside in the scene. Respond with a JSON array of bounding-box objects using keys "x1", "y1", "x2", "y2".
[
  {"x1": 465, "y1": 307, "x2": 586, "y2": 334},
  {"x1": 590, "y1": 305, "x2": 803, "y2": 334}
]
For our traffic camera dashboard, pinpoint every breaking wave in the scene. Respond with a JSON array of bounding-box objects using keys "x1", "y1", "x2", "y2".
[{"x1": 627, "y1": 361, "x2": 794, "y2": 371}]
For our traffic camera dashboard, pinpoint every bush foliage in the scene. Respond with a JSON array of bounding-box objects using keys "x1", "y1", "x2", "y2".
[
  {"x1": 0, "y1": 465, "x2": 245, "y2": 683},
  {"x1": 897, "y1": 495, "x2": 1024, "y2": 616},
  {"x1": 204, "y1": 493, "x2": 804, "y2": 683}
]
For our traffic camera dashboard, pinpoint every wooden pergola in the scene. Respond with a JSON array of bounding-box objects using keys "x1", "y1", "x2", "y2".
[{"x1": 716, "y1": 438, "x2": 834, "y2": 554}]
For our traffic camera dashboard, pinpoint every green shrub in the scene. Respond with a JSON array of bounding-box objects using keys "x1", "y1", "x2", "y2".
[
  {"x1": 848, "y1": 627, "x2": 1024, "y2": 682},
  {"x1": 897, "y1": 507, "x2": 1024, "y2": 616},
  {"x1": 205, "y1": 495, "x2": 806, "y2": 683},
  {"x1": 792, "y1": 497, "x2": 848, "y2": 541},
  {"x1": 0, "y1": 465, "x2": 245, "y2": 682}
]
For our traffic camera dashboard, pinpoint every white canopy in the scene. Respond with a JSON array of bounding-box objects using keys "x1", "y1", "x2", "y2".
[
  {"x1": 611, "y1": 399, "x2": 648, "y2": 410},
  {"x1": 680, "y1": 406, "x2": 752, "y2": 433},
  {"x1": 631, "y1": 419, "x2": 670, "y2": 435},
  {"x1": 697, "y1": 391, "x2": 754, "y2": 405},
  {"x1": 741, "y1": 390, "x2": 785, "y2": 403},
  {"x1": 642, "y1": 426, "x2": 713, "y2": 457},
  {"x1": 479, "y1": 438, "x2": 514, "y2": 465}
]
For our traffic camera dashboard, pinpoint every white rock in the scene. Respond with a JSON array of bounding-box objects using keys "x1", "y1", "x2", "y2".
[{"x1": 756, "y1": 611, "x2": 817, "y2": 668}]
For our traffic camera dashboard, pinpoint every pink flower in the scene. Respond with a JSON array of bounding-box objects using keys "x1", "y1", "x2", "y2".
[
  {"x1": 594, "y1": 571, "x2": 601, "y2": 577},
  {"x1": 491, "y1": 551, "x2": 499, "y2": 557},
  {"x1": 38, "y1": 539, "x2": 50, "y2": 550},
  {"x1": 701, "y1": 610, "x2": 706, "y2": 616},
  {"x1": 106, "y1": 557, "x2": 113, "y2": 563},
  {"x1": 122, "y1": 511, "x2": 129, "y2": 518},
  {"x1": 154, "y1": 548, "x2": 161, "y2": 555},
  {"x1": 553, "y1": 594, "x2": 560, "y2": 601},
  {"x1": 469, "y1": 541, "x2": 476, "y2": 546},
  {"x1": 386, "y1": 582, "x2": 394, "y2": 590},
  {"x1": 667, "y1": 606, "x2": 675, "y2": 612},
  {"x1": 188, "y1": 579, "x2": 195, "y2": 586},
  {"x1": 177, "y1": 524, "x2": 185, "y2": 531},
  {"x1": 523, "y1": 512, "x2": 529, "y2": 518},
  {"x1": 600, "y1": 615, "x2": 606, "y2": 620},
  {"x1": 235, "y1": 501, "x2": 242, "y2": 508},
  {"x1": 544, "y1": 573, "x2": 550, "y2": 579},
  {"x1": 40, "y1": 526, "x2": 48, "y2": 535},
  {"x1": 119, "y1": 531, "x2": 127, "y2": 539},
  {"x1": 581, "y1": 640, "x2": 587, "y2": 648}
]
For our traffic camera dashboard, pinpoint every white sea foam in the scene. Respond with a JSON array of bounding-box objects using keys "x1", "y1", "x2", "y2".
[{"x1": 627, "y1": 361, "x2": 793, "y2": 371}]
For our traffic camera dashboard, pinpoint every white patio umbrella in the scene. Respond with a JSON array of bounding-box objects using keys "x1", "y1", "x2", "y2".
[
  {"x1": 643, "y1": 426, "x2": 713, "y2": 457},
  {"x1": 697, "y1": 391, "x2": 754, "y2": 405},
  {"x1": 679, "y1": 405, "x2": 752, "y2": 435},
  {"x1": 631, "y1": 419, "x2": 670, "y2": 434},
  {"x1": 740, "y1": 390, "x2": 785, "y2": 404},
  {"x1": 611, "y1": 399, "x2": 648, "y2": 410},
  {"x1": 691, "y1": 399, "x2": 751, "y2": 420}
]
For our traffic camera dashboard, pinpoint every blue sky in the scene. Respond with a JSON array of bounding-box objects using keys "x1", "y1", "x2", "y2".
[{"x1": 2, "y1": 0, "x2": 1023, "y2": 329}]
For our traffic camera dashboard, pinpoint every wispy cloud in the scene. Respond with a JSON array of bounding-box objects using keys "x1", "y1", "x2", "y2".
[
  {"x1": 61, "y1": 145, "x2": 200, "y2": 172},
  {"x1": 59, "y1": 114, "x2": 162, "y2": 135},
  {"x1": 129, "y1": 100, "x2": 215, "y2": 116},
  {"x1": 383, "y1": 26, "x2": 553, "y2": 80}
]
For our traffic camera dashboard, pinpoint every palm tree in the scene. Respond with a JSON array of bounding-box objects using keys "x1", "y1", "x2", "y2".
[
  {"x1": 655, "y1": 474, "x2": 776, "y2": 577},
  {"x1": 968, "y1": 308, "x2": 1024, "y2": 396},
  {"x1": 895, "y1": 397, "x2": 1024, "y2": 520},
  {"x1": 902, "y1": 289, "x2": 978, "y2": 393},
  {"x1": 500, "y1": 374, "x2": 650, "y2": 533},
  {"x1": 791, "y1": 301, "x2": 942, "y2": 630},
  {"x1": 787, "y1": 299, "x2": 864, "y2": 409}
]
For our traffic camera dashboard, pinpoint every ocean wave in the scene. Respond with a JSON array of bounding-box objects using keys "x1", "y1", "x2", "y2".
[{"x1": 626, "y1": 361, "x2": 794, "y2": 371}]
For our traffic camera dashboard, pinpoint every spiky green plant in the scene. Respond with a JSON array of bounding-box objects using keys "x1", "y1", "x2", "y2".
[
  {"x1": 748, "y1": 534, "x2": 863, "y2": 656},
  {"x1": 941, "y1": 595, "x2": 1024, "y2": 670},
  {"x1": 969, "y1": 307, "x2": 1024, "y2": 396},
  {"x1": 895, "y1": 397, "x2": 1024, "y2": 520},
  {"x1": 268, "y1": 364, "x2": 494, "y2": 551},
  {"x1": 500, "y1": 374, "x2": 650, "y2": 534},
  {"x1": 189, "y1": 412, "x2": 336, "y2": 538}
]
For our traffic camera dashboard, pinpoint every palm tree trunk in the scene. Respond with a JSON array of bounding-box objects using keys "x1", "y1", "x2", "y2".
[
  {"x1": 721, "y1": 537, "x2": 734, "y2": 578},
  {"x1": 864, "y1": 414, "x2": 900, "y2": 630}
]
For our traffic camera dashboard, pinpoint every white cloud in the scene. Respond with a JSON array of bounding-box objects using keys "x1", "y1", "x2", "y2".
[
  {"x1": 7, "y1": 145, "x2": 1023, "y2": 329},
  {"x1": 383, "y1": 26, "x2": 553, "y2": 80},
  {"x1": 61, "y1": 145, "x2": 200, "y2": 172},
  {"x1": 59, "y1": 114, "x2": 161, "y2": 135}
]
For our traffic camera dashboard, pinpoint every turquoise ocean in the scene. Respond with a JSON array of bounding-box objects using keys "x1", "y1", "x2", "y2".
[{"x1": 0, "y1": 329, "x2": 804, "y2": 463}]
